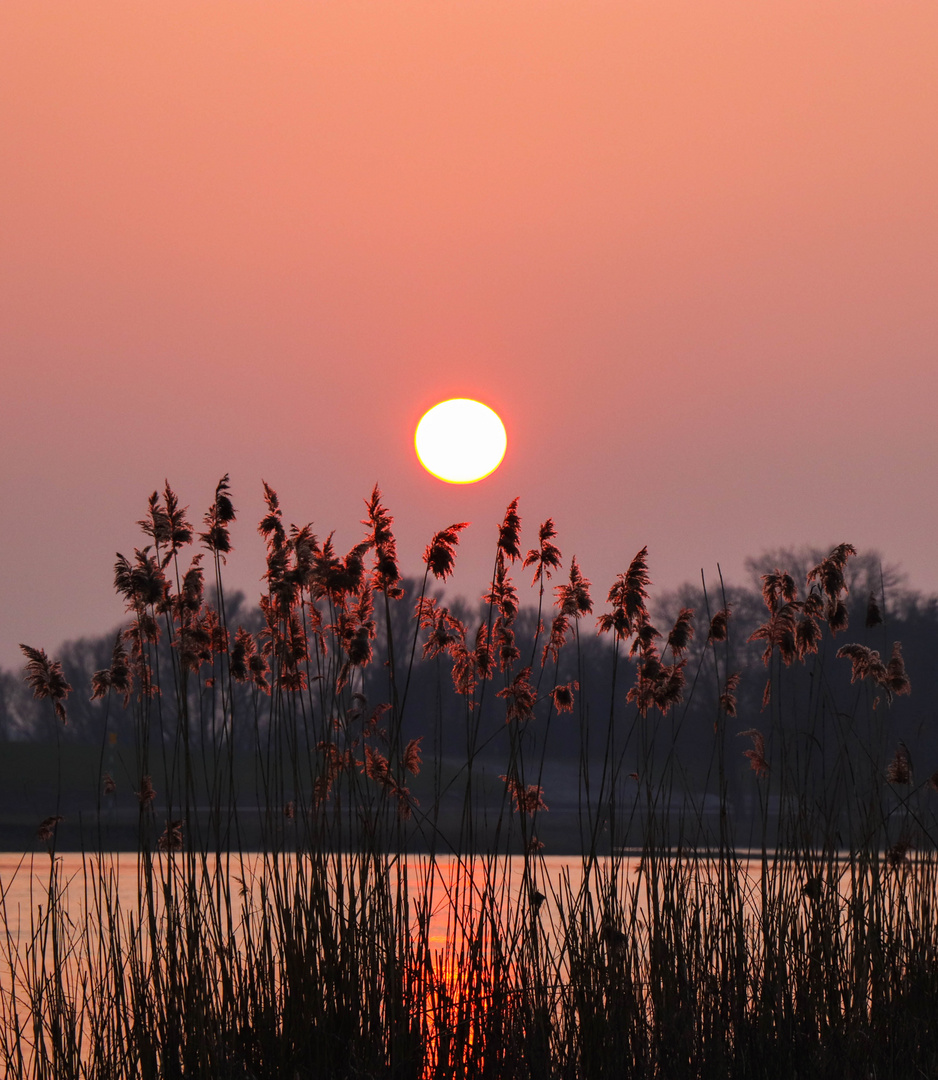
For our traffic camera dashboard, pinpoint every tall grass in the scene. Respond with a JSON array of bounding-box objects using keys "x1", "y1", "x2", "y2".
[{"x1": 2, "y1": 478, "x2": 937, "y2": 1078}]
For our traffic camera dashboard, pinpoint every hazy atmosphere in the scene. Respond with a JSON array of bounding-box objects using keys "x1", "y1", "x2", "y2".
[
  {"x1": 5, "y1": 7, "x2": 938, "y2": 1076},
  {"x1": 3, "y1": 1, "x2": 937, "y2": 669}
]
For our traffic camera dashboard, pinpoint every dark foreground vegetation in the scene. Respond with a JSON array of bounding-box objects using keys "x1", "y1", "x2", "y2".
[{"x1": 2, "y1": 478, "x2": 938, "y2": 1078}]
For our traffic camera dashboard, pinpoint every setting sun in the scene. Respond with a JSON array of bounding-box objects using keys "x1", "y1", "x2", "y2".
[{"x1": 415, "y1": 399, "x2": 507, "y2": 484}]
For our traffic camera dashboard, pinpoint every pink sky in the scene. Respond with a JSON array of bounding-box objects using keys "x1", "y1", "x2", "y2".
[{"x1": 2, "y1": 1, "x2": 937, "y2": 669}]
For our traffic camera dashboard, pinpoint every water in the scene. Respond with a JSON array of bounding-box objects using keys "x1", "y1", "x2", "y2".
[{"x1": 0, "y1": 847, "x2": 923, "y2": 1075}]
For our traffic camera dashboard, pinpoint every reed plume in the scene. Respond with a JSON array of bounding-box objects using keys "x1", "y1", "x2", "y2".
[
  {"x1": 542, "y1": 614, "x2": 570, "y2": 666},
  {"x1": 501, "y1": 774, "x2": 548, "y2": 815},
  {"x1": 229, "y1": 627, "x2": 270, "y2": 692},
  {"x1": 837, "y1": 643, "x2": 886, "y2": 684},
  {"x1": 138, "y1": 482, "x2": 193, "y2": 563},
  {"x1": 708, "y1": 606, "x2": 731, "y2": 641},
  {"x1": 419, "y1": 601, "x2": 463, "y2": 661},
  {"x1": 497, "y1": 666, "x2": 537, "y2": 724},
  {"x1": 556, "y1": 557, "x2": 593, "y2": 617},
  {"x1": 542, "y1": 558, "x2": 593, "y2": 664},
  {"x1": 738, "y1": 728, "x2": 769, "y2": 778},
  {"x1": 362, "y1": 744, "x2": 392, "y2": 786},
  {"x1": 806, "y1": 542, "x2": 857, "y2": 633},
  {"x1": 497, "y1": 497, "x2": 522, "y2": 562},
  {"x1": 523, "y1": 518, "x2": 562, "y2": 584},
  {"x1": 37, "y1": 815, "x2": 64, "y2": 844},
  {"x1": 176, "y1": 554, "x2": 205, "y2": 614},
  {"x1": 198, "y1": 474, "x2": 236, "y2": 558},
  {"x1": 157, "y1": 820, "x2": 184, "y2": 852},
  {"x1": 403, "y1": 737, "x2": 422, "y2": 775},
  {"x1": 749, "y1": 593, "x2": 799, "y2": 667},
  {"x1": 836, "y1": 641, "x2": 911, "y2": 701},
  {"x1": 364, "y1": 485, "x2": 402, "y2": 595},
  {"x1": 424, "y1": 522, "x2": 469, "y2": 581},
  {"x1": 551, "y1": 681, "x2": 578, "y2": 714},
  {"x1": 136, "y1": 774, "x2": 156, "y2": 808},
  {"x1": 627, "y1": 655, "x2": 686, "y2": 717},
  {"x1": 719, "y1": 672, "x2": 741, "y2": 718},
  {"x1": 113, "y1": 548, "x2": 169, "y2": 611},
  {"x1": 450, "y1": 637, "x2": 482, "y2": 701},
  {"x1": 19, "y1": 644, "x2": 71, "y2": 724},
  {"x1": 598, "y1": 546, "x2": 650, "y2": 640},
  {"x1": 794, "y1": 595, "x2": 823, "y2": 659},
  {"x1": 91, "y1": 635, "x2": 131, "y2": 704},
  {"x1": 486, "y1": 550, "x2": 519, "y2": 623},
  {"x1": 474, "y1": 621, "x2": 493, "y2": 680},
  {"x1": 884, "y1": 641, "x2": 911, "y2": 697},
  {"x1": 314, "y1": 741, "x2": 354, "y2": 805},
  {"x1": 885, "y1": 741, "x2": 911, "y2": 785},
  {"x1": 666, "y1": 607, "x2": 695, "y2": 657},
  {"x1": 761, "y1": 569, "x2": 796, "y2": 614}
]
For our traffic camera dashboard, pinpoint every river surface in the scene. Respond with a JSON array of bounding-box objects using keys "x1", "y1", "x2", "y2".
[
  {"x1": 0, "y1": 846, "x2": 858, "y2": 974},
  {"x1": 0, "y1": 847, "x2": 913, "y2": 1074}
]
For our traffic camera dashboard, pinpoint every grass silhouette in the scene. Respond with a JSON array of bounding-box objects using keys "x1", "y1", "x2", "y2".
[{"x1": 1, "y1": 478, "x2": 936, "y2": 1078}]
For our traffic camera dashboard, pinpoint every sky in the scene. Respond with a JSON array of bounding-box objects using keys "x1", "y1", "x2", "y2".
[{"x1": 2, "y1": 1, "x2": 937, "y2": 671}]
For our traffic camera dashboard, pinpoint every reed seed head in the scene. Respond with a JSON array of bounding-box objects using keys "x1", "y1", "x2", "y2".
[
  {"x1": 403, "y1": 737, "x2": 423, "y2": 776},
  {"x1": 556, "y1": 557, "x2": 592, "y2": 617},
  {"x1": 501, "y1": 774, "x2": 547, "y2": 815},
  {"x1": 599, "y1": 547, "x2": 651, "y2": 640},
  {"x1": 551, "y1": 681, "x2": 577, "y2": 714},
  {"x1": 542, "y1": 613, "x2": 570, "y2": 665},
  {"x1": 885, "y1": 742, "x2": 911, "y2": 785},
  {"x1": 666, "y1": 608, "x2": 695, "y2": 657},
  {"x1": 708, "y1": 606, "x2": 731, "y2": 642},
  {"x1": 424, "y1": 523, "x2": 469, "y2": 581},
  {"x1": 199, "y1": 474, "x2": 235, "y2": 558},
  {"x1": 19, "y1": 644, "x2": 71, "y2": 725},
  {"x1": 761, "y1": 569, "x2": 797, "y2": 614},
  {"x1": 497, "y1": 666, "x2": 536, "y2": 724},
  {"x1": 37, "y1": 815, "x2": 64, "y2": 844},
  {"x1": 719, "y1": 672, "x2": 741, "y2": 717},
  {"x1": 137, "y1": 775, "x2": 156, "y2": 809},
  {"x1": 157, "y1": 820, "x2": 184, "y2": 852},
  {"x1": 738, "y1": 728, "x2": 769, "y2": 778},
  {"x1": 497, "y1": 498, "x2": 522, "y2": 563},
  {"x1": 523, "y1": 518, "x2": 562, "y2": 584}
]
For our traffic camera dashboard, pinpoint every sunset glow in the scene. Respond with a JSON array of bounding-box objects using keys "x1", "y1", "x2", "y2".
[
  {"x1": 415, "y1": 399, "x2": 507, "y2": 484},
  {"x1": 3, "y1": 6, "x2": 938, "y2": 1073},
  {"x1": 1, "y1": 2, "x2": 938, "y2": 667}
]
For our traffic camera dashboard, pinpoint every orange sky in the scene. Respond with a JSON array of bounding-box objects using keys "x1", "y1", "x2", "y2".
[{"x1": 2, "y1": 1, "x2": 937, "y2": 667}]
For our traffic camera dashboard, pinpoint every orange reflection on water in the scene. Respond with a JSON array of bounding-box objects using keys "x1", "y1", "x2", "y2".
[
  {"x1": 404, "y1": 852, "x2": 559, "y2": 1078},
  {"x1": 2, "y1": 849, "x2": 930, "y2": 1075}
]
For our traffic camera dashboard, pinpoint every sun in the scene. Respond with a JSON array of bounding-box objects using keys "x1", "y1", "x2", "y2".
[{"x1": 415, "y1": 399, "x2": 507, "y2": 484}]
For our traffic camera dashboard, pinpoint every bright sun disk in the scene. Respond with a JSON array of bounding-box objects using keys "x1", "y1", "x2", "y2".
[{"x1": 415, "y1": 399, "x2": 507, "y2": 484}]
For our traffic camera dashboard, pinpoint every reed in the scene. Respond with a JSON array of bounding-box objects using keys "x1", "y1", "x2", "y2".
[{"x1": 1, "y1": 479, "x2": 936, "y2": 1079}]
